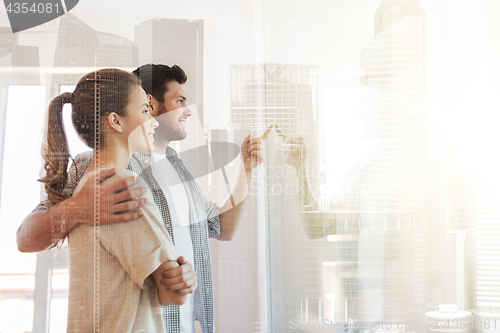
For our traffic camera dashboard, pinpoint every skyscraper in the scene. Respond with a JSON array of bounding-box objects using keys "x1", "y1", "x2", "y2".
[
  {"x1": 50, "y1": 13, "x2": 138, "y2": 98},
  {"x1": 228, "y1": 63, "x2": 321, "y2": 330},
  {"x1": 475, "y1": 195, "x2": 500, "y2": 333},
  {"x1": 135, "y1": 19, "x2": 204, "y2": 126},
  {"x1": 0, "y1": 26, "x2": 18, "y2": 59},
  {"x1": 335, "y1": 0, "x2": 427, "y2": 326},
  {"x1": 0, "y1": 27, "x2": 39, "y2": 209},
  {"x1": 375, "y1": 0, "x2": 426, "y2": 35},
  {"x1": 0, "y1": 26, "x2": 39, "y2": 83},
  {"x1": 230, "y1": 63, "x2": 320, "y2": 189}
]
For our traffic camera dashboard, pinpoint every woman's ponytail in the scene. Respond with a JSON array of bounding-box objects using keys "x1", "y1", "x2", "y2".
[
  {"x1": 38, "y1": 69, "x2": 141, "y2": 205},
  {"x1": 39, "y1": 92, "x2": 73, "y2": 206}
]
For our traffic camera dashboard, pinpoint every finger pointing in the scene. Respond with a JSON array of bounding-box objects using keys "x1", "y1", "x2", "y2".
[
  {"x1": 274, "y1": 124, "x2": 286, "y2": 141},
  {"x1": 261, "y1": 124, "x2": 274, "y2": 141}
]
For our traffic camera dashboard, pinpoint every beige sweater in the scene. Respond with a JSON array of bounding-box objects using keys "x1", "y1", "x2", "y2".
[{"x1": 66, "y1": 169, "x2": 175, "y2": 332}]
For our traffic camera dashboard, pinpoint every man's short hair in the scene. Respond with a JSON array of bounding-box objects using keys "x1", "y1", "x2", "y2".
[{"x1": 133, "y1": 64, "x2": 187, "y2": 102}]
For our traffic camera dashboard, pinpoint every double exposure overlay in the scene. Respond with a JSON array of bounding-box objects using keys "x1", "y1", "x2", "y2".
[{"x1": 1, "y1": 0, "x2": 500, "y2": 332}]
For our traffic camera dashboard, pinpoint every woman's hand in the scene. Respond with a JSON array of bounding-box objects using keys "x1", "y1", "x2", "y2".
[
  {"x1": 153, "y1": 257, "x2": 196, "y2": 306},
  {"x1": 159, "y1": 257, "x2": 198, "y2": 295}
]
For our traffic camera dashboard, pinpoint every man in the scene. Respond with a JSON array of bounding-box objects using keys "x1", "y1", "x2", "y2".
[{"x1": 17, "y1": 64, "x2": 270, "y2": 332}]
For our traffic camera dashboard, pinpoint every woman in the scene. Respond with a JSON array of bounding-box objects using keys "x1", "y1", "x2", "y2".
[{"x1": 39, "y1": 69, "x2": 186, "y2": 332}]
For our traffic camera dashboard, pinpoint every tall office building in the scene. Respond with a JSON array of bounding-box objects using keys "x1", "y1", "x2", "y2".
[
  {"x1": 334, "y1": 0, "x2": 428, "y2": 326},
  {"x1": 0, "y1": 28, "x2": 39, "y2": 210},
  {"x1": 227, "y1": 63, "x2": 322, "y2": 330},
  {"x1": 0, "y1": 26, "x2": 18, "y2": 59},
  {"x1": 0, "y1": 26, "x2": 39, "y2": 82},
  {"x1": 375, "y1": 0, "x2": 426, "y2": 34},
  {"x1": 51, "y1": 13, "x2": 138, "y2": 97},
  {"x1": 135, "y1": 19, "x2": 204, "y2": 125},
  {"x1": 230, "y1": 63, "x2": 320, "y2": 188},
  {"x1": 0, "y1": 28, "x2": 39, "y2": 241},
  {"x1": 475, "y1": 195, "x2": 500, "y2": 333}
]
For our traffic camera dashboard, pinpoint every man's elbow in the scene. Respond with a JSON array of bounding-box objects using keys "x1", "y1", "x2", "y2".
[
  {"x1": 16, "y1": 240, "x2": 29, "y2": 253},
  {"x1": 17, "y1": 231, "x2": 55, "y2": 253},
  {"x1": 16, "y1": 214, "x2": 47, "y2": 253},
  {"x1": 16, "y1": 238, "x2": 51, "y2": 253},
  {"x1": 16, "y1": 229, "x2": 31, "y2": 253}
]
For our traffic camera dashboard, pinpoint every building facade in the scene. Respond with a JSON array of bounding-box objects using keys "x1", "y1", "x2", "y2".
[
  {"x1": 51, "y1": 13, "x2": 138, "y2": 98},
  {"x1": 135, "y1": 19, "x2": 204, "y2": 126},
  {"x1": 334, "y1": 0, "x2": 428, "y2": 326}
]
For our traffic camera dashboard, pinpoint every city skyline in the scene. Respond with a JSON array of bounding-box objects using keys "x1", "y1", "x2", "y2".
[
  {"x1": 2, "y1": 0, "x2": 500, "y2": 332},
  {"x1": 3, "y1": 0, "x2": 499, "y2": 134}
]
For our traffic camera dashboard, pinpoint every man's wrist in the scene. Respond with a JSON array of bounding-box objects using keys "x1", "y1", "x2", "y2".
[{"x1": 245, "y1": 170, "x2": 252, "y2": 183}]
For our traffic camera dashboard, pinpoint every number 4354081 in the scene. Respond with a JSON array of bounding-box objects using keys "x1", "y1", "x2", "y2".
[
  {"x1": 6, "y1": 2, "x2": 60, "y2": 14},
  {"x1": 429, "y1": 319, "x2": 497, "y2": 330}
]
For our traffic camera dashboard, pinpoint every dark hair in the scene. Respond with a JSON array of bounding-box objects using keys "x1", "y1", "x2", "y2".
[
  {"x1": 39, "y1": 68, "x2": 141, "y2": 205},
  {"x1": 133, "y1": 64, "x2": 187, "y2": 102}
]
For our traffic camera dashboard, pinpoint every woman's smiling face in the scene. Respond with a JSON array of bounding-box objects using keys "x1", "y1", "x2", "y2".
[{"x1": 123, "y1": 85, "x2": 159, "y2": 154}]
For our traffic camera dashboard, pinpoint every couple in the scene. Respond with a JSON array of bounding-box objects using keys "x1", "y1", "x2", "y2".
[{"x1": 17, "y1": 64, "x2": 270, "y2": 332}]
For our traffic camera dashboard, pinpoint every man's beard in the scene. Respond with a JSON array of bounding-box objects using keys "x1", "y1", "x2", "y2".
[{"x1": 154, "y1": 117, "x2": 187, "y2": 145}]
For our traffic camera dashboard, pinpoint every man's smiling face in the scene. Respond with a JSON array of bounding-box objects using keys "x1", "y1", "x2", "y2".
[{"x1": 150, "y1": 80, "x2": 192, "y2": 149}]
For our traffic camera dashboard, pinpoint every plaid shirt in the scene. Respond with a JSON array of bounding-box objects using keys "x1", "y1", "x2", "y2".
[{"x1": 33, "y1": 149, "x2": 220, "y2": 333}]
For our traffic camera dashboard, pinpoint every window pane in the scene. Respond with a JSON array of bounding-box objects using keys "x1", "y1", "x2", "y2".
[{"x1": 0, "y1": 85, "x2": 45, "y2": 332}]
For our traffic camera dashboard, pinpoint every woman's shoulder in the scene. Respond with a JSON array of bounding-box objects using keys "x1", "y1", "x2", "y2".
[
  {"x1": 74, "y1": 168, "x2": 150, "y2": 197},
  {"x1": 108, "y1": 169, "x2": 156, "y2": 196},
  {"x1": 101, "y1": 169, "x2": 148, "y2": 189}
]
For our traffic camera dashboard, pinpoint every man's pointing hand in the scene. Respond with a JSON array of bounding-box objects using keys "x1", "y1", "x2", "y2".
[{"x1": 241, "y1": 124, "x2": 273, "y2": 174}]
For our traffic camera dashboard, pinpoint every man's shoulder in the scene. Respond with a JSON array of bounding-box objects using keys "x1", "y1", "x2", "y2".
[
  {"x1": 74, "y1": 151, "x2": 93, "y2": 165},
  {"x1": 61, "y1": 151, "x2": 92, "y2": 198},
  {"x1": 129, "y1": 153, "x2": 153, "y2": 173}
]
